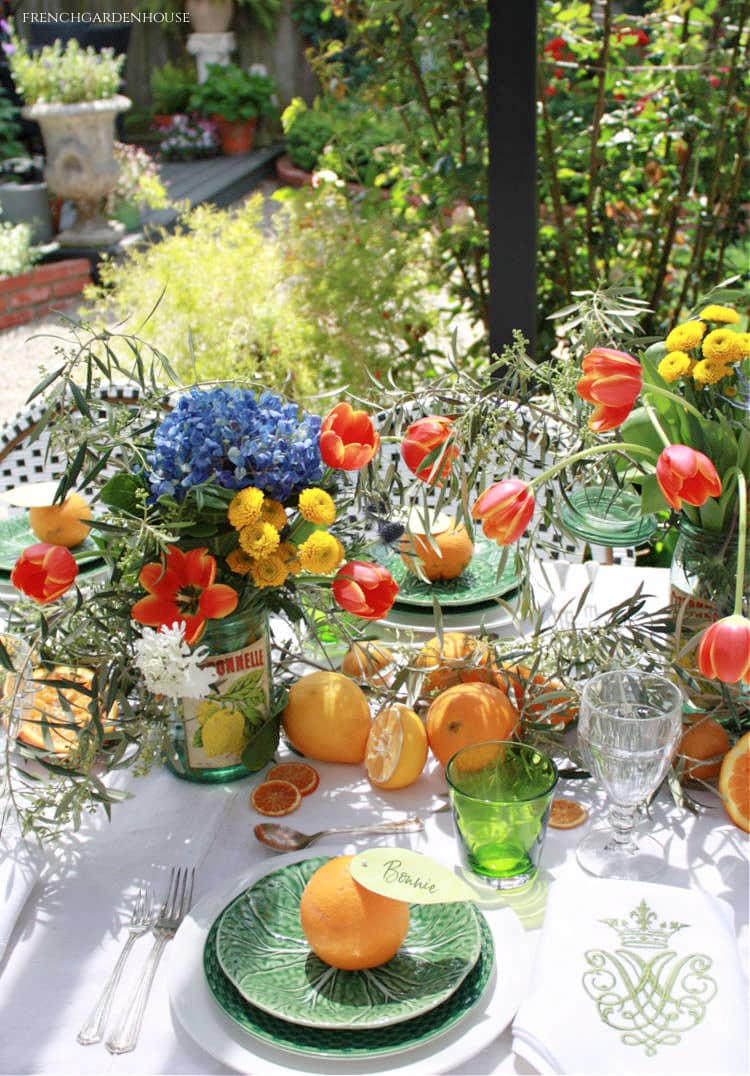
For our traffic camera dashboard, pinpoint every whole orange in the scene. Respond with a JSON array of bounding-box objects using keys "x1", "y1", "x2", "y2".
[
  {"x1": 425, "y1": 681, "x2": 519, "y2": 766},
  {"x1": 677, "y1": 715, "x2": 730, "y2": 782},
  {"x1": 281, "y1": 670, "x2": 371, "y2": 763},
  {"x1": 416, "y1": 632, "x2": 496, "y2": 693},
  {"x1": 299, "y1": 855, "x2": 410, "y2": 969},
  {"x1": 399, "y1": 519, "x2": 474, "y2": 581},
  {"x1": 496, "y1": 664, "x2": 578, "y2": 727},
  {"x1": 341, "y1": 641, "x2": 394, "y2": 685},
  {"x1": 29, "y1": 492, "x2": 92, "y2": 548}
]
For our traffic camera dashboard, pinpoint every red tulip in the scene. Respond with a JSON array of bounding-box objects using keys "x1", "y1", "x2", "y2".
[
  {"x1": 319, "y1": 402, "x2": 380, "y2": 471},
  {"x1": 472, "y1": 479, "x2": 536, "y2": 545},
  {"x1": 11, "y1": 542, "x2": 78, "y2": 604},
  {"x1": 332, "y1": 560, "x2": 399, "y2": 620},
  {"x1": 697, "y1": 615, "x2": 750, "y2": 685},
  {"x1": 655, "y1": 445, "x2": 722, "y2": 511},
  {"x1": 400, "y1": 415, "x2": 457, "y2": 484},
  {"x1": 576, "y1": 348, "x2": 643, "y2": 432},
  {"x1": 131, "y1": 545, "x2": 238, "y2": 646}
]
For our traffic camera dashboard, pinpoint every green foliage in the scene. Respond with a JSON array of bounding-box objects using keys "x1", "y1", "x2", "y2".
[
  {"x1": 7, "y1": 29, "x2": 125, "y2": 104},
  {"x1": 150, "y1": 59, "x2": 197, "y2": 115},
  {"x1": 282, "y1": 99, "x2": 333, "y2": 172},
  {"x1": 0, "y1": 89, "x2": 23, "y2": 160},
  {"x1": 188, "y1": 63, "x2": 277, "y2": 122},
  {"x1": 235, "y1": 0, "x2": 283, "y2": 34}
]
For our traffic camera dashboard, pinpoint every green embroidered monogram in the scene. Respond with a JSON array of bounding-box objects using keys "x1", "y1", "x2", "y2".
[{"x1": 582, "y1": 899, "x2": 717, "y2": 1056}]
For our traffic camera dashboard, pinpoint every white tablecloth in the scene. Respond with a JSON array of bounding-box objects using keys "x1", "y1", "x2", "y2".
[{"x1": 0, "y1": 564, "x2": 747, "y2": 1075}]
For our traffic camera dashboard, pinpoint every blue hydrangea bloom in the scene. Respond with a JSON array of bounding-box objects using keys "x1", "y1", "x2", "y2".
[{"x1": 146, "y1": 387, "x2": 323, "y2": 502}]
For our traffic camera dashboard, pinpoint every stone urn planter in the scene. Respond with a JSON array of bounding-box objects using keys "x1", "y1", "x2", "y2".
[
  {"x1": 186, "y1": 0, "x2": 234, "y2": 33},
  {"x1": 21, "y1": 95, "x2": 131, "y2": 248}
]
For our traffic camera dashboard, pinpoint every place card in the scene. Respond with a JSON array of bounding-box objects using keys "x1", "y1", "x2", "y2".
[{"x1": 350, "y1": 847, "x2": 477, "y2": 904}]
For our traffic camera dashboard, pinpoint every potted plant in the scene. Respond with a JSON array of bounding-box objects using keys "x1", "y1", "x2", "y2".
[
  {"x1": 150, "y1": 59, "x2": 197, "y2": 129},
  {"x1": 189, "y1": 63, "x2": 276, "y2": 155},
  {"x1": 6, "y1": 24, "x2": 130, "y2": 247},
  {"x1": 185, "y1": 0, "x2": 281, "y2": 34},
  {"x1": 0, "y1": 155, "x2": 52, "y2": 243}
]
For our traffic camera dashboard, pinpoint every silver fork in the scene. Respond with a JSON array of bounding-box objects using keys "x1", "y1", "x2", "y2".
[
  {"x1": 105, "y1": 867, "x2": 195, "y2": 1055},
  {"x1": 76, "y1": 884, "x2": 153, "y2": 1045}
]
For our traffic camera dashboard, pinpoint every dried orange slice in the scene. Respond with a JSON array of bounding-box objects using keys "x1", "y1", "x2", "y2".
[
  {"x1": 251, "y1": 779, "x2": 302, "y2": 816},
  {"x1": 548, "y1": 798, "x2": 589, "y2": 830},
  {"x1": 718, "y1": 731, "x2": 750, "y2": 833},
  {"x1": 266, "y1": 762, "x2": 320, "y2": 796}
]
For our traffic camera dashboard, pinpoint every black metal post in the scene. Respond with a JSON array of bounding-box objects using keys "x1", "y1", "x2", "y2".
[{"x1": 487, "y1": 0, "x2": 537, "y2": 359}]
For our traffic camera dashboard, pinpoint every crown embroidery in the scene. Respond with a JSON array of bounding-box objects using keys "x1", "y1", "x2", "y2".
[{"x1": 600, "y1": 899, "x2": 689, "y2": 950}]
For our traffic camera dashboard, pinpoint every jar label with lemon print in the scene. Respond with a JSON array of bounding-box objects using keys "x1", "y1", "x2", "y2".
[{"x1": 182, "y1": 635, "x2": 271, "y2": 770}]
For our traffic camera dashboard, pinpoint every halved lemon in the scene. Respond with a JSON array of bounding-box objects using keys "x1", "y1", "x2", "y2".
[{"x1": 365, "y1": 704, "x2": 428, "y2": 790}]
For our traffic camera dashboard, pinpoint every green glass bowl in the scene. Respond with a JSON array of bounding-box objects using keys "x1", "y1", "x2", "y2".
[{"x1": 558, "y1": 487, "x2": 658, "y2": 548}]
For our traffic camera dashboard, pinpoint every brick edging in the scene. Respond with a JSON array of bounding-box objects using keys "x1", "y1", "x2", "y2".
[{"x1": 0, "y1": 258, "x2": 91, "y2": 331}]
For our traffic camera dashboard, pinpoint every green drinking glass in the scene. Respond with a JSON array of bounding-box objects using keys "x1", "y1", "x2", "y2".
[{"x1": 446, "y1": 741, "x2": 558, "y2": 890}]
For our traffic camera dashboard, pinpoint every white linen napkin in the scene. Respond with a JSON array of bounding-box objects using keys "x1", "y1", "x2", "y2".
[
  {"x1": 512, "y1": 877, "x2": 749, "y2": 1075},
  {"x1": 0, "y1": 813, "x2": 43, "y2": 965}
]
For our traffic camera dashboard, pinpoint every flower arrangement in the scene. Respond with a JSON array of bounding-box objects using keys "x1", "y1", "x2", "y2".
[
  {"x1": 5, "y1": 25, "x2": 125, "y2": 105},
  {"x1": 159, "y1": 114, "x2": 219, "y2": 162},
  {"x1": 104, "y1": 142, "x2": 169, "y2": 222}
]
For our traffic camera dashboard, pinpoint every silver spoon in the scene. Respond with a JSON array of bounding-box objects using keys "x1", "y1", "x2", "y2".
[{"x1": 254, "y1": 817, "x2": 425, "y2": 852}]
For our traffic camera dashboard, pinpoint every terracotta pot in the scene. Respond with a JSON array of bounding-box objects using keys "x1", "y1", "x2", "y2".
[
  {"x1": 274, "y1": 153, "x2": 313, "y2": 188},
  {"x1": 215, "y1": 115, "x2": 256, "y2": 156},
  {"x1": 186, "y1": 0, "x2": 233, "y2": 33},
  {"x1": 151, "y1": 113, "x2": 175, "y2": 131}
]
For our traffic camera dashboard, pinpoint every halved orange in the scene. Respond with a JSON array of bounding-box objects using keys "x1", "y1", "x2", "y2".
[
  {"x1": 251, "y1": 779, "x2": 302, "y2": 816},
  {"x1": 718, "y1": 731, "x2": 750, "y2": 833},
  {"x1": 365, "y1": 704, "x2": 428, "y2": 789},
  {"x1": 266, "y1": 762, "x2": 320, "y2": 796},
  {"x1": 548, "y1": 798, "x2": 589, "y2": 830}
]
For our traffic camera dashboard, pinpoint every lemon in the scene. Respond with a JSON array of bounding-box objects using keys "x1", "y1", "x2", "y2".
[
  {"x1": 365, "y1": 704, "x2": 428, "y2": 789},
  {"x1": 200, "y1": 706, "x2": 247, "y2": 757}
]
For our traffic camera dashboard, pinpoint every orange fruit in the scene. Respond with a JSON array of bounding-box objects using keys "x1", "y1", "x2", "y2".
[
  {"x1": 341, "y1": 641, "x2": 394, "y2": 685},
  {"x1": 496, "y1": 664, "x2": 578, "y2": 727},
  {"x1": 299, "y1": 854, "x2": 410, "y2": 970},
  {"x1": 549, "y1": 798, "x2": 589, "y2": 830},
  {"x1": 718, "y1": 731, "x2": 750, "y2": 833},
  {"x1": 425, "y1": 681, "x2": 519, "y2": 766},
  {"x1": 365, "y1": 704, "x2": 428, "y2": 789},
  {"x1": 416, "y1": 632, "x2": 496, "y2": 693},
  {"x1": 14, "y1": 665, "x2": 115, "y2": 757},
  {"x1": 29, "y1": 491, "x2": 92, "y2": 548},
  {"x1": 399, "y1": 519, "x2": 474, "y2": 581},
  {"x1": 251, "y1": 779, "x2": 302, "y2": 816},
  {"x1": 677, "y1": 715, "x2": 730, "y2": 782},
  {"x1": 266, "y1": 761, "x2": 320, "y2": 796},
  {"x1": 281, "y1": 670, "x2": 371, "y2": 763}
]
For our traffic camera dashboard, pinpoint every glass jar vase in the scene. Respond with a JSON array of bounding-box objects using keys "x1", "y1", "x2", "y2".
[
  {"x1": 164, "y1": 605, "x2": 275, "y2": 784},
  {"x1": 669, "y1": 519, "x2": 747, "y2": 633}
]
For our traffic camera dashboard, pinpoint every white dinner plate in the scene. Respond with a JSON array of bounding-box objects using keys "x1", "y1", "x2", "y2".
[{"x1": 167, "y1": 851, "x2": 528, "y2": 1075}]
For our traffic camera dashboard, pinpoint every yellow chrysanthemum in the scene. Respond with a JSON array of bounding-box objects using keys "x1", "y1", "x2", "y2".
[
  {"x1": 226, "y1": 548, "x2": 254, "y2": 576},
  {"x1": 735, "y1": 332, "x2": 750, "y2": 357},
  {"x1": 702, "y1": 328, "x2": 742, "y2": 365},
  {"x1": 260, "y1": 498, "x2": 288, "y2": 531},
  {"x1": 298, "y1": 531, "x2": 345, "y2": 574},
  {"x1": 239, "y1": 520, "x2": 280, "y2": 559},
  {"x1": 228, "y1": 487, "x2": 264, "y2": 531},
  {"x1": 298, "y1": 488, "x2": 337, "y2": 526},
  {"x1": 250, "y1": 553, "x2": 289, "y2": 589},
  {"x1": 278, "y1": 541, "x2": 302, "y2": 574},
  {"x1": 665, "y1": 320, "x2": 706, "y2": 353},
  {"x1": 692, "y1": 359, "x2": 733, "y2": 386},
  {"x1": 657, "y1": 351, "x2": 692, "y2": 384},
  {"x1": 699, "y1": 304, "x2": 740, "y2": 324}
]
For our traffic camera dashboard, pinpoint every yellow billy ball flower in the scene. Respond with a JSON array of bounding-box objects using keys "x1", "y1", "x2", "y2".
[
  {"x1": 298, "y1": 487, "x2": 337, "y2": 526},
  {"x1": 658, "y1": 351, "x2": 692, "y2": 383},
  {"x1": 228, "y1": 487, "x2": 264, "y2": 531},
  {"x1": 665, "y1": 320, "x2": 706, "y2": 353},
  {"x1": 278, "y1": 540, "x2": 302, "y2": 574},
  {"x1": 692, "y1": 359, "x2": 733, "y2": 386},
  {"x1": 298, "y1": 531, "x2": 345, "y2": 574},
  {"x1": 702, "y1": 328, "x2": 742, "y2": 364},
  {"x1": 260, "y1": 498, "x2": 288, "y2": 531},
  {"x1": 250, "y1": 553, "x2": 289, "y2": 588},
  {"x1": 699, "y1": 304, "x2": 740, "y2": 324},
  {"x1": 734, "y1": 332, "x2": 750, "y2": 358},
  {"x1": 226, "y1": 548, "x2": 254, "y2": 576},
  {"x1": 239, "y1": 520, "x2": 281, "y2": 559}
]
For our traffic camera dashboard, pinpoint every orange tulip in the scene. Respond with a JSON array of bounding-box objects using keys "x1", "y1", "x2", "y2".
[
  {"x1": 319, "y1": 402, "x2": 380, "y2": 471},
  {"x1": 472, "y1": 479, "x2": 535, "y2": 545},
  {"x1": 400, "y1": 415, "x2": 457, "y2": 484},
  {"x1": 655, "y1": 444, "x2": 722, "y2": 510},
  {"x1": 576, "y1": 348, "x2": 643, "y2": 432},
  {"x1": 697, "y1": 615, "x2": 750, "y2": 685},
  {"x1": 11, "y1": 542, "x2": 78, "y2": 604}
]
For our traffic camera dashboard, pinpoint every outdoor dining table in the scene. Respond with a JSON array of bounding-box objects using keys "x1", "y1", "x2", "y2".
[{"x1": 0, "y1": 561, "x2": 747, "y2": 1075}]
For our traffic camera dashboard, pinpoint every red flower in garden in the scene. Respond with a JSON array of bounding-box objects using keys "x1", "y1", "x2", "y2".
[
  {"x1": 576, "y1": 348, "x2": 643, "y2": 432},
  {"x1": 11, "y1": 542, "x2": 78, "y2": 604},
  {"x1": 697, "y1": 615, "x2": 750, "y2": 686},
  {"x1": 332, "y1": 560, "x2": 399, "y2": 620},
  {"x1": 319, "y1": 402, "x2": 380, "y2": 471},
  {"x1": 616, "y1": 27, "x2": 649, "y2": 47},
  {"x1": 655, "y1": 445, "x2": 722, "y2": 511},
  {"x1": 131, "y1": 545, "x2": 238, "y2": 646},
  {"x1": 472, "y1": 479, "x2": 536, "y2": 546},
  {"x1": 400, "y1": 415, "x2": 458, "y2": 484}
]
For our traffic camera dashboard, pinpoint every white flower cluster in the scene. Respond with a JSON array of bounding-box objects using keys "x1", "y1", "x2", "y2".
[
  {"x1": 132, "y1": 622, "x2": 218, "y2": 701},
  {"x1": 0, "y1": 220, "x2": 37, "y2": 280}
]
